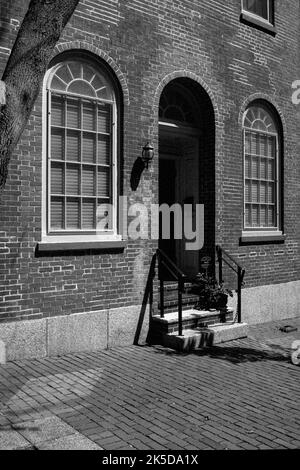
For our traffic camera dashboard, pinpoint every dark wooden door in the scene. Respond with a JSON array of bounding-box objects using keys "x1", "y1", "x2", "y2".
[{"x1": 159, "y1": 158, "x2": 177, "y2": 266}]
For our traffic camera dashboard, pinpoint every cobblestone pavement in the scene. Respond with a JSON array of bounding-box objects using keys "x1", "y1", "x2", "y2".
[{"x1": 0, "y1": 317, "x2": 299, "y2": 450}]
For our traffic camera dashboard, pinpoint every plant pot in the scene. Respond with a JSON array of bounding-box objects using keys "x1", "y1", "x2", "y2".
[
  {"x1": 213, "y1": 293, "x2": 228, "y2": 310},
  {"x1": 219, "y1": 310, "x2": 227, "y2": 323},
  {"x1": 194, "y1": 287, "x2": 229, "y2": 312},
  {"x1": 195, "y1": 296, "x2": 209, "y2": 311}
]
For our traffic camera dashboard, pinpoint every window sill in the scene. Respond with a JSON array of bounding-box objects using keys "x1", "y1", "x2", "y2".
[
  {"x1": 240, "y1": 231, "x2": 286, "y2": 245},
  {"x1": 240, "y1": 12, "x2": 276, "y2": 35},
  {"x1": 37, "y1": 239, "x2": 126, "y2": 253}
]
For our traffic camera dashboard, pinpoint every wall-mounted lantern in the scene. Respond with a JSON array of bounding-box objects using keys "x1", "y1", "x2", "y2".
[{"x1": 141, "y1": 142, "x2": 154, "y2": 169}]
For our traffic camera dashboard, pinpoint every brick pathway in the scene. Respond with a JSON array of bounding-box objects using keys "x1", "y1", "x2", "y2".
[{"x1": 0, "y1": 317, "x2": 299, "y2": 450}]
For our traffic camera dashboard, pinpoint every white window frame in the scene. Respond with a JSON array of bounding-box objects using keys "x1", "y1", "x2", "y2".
[
  {"x1": 242, "y1": 107, "x2": 282, "y2": 238},
  {"x1": 241, "y1": 0, "x2": 274, "y2": 26},
  {"x1": 41, "y1": 59, "x2": 122, "y2": 245}
]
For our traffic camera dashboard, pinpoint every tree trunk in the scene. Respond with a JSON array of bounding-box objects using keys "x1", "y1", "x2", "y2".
[{"x1": 0, "y1": 0, "x2": 80, "y2": 190}]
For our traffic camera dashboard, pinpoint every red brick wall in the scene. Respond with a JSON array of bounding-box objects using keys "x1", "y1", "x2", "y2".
[{"x1": 0, "y1": 0, "x2": 299, "y2": 322}]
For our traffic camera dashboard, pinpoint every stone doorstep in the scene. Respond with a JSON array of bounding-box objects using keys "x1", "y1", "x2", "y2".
[
  {"x1": 162, "y1": 323, "x2": 249, "y2": 353},
  {"x1": 152, "y1": 308, "x2": 234, "y2": 325}
]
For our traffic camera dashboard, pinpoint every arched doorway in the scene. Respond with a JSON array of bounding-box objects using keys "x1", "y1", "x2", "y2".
[{"x1": 159, "y1": 78, "x2": 215, "y2": 277}]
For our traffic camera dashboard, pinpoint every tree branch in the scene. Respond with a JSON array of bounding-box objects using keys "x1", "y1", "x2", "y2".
[{"x1": 0, "y1": 0, "x2": 80, "y2": 190}]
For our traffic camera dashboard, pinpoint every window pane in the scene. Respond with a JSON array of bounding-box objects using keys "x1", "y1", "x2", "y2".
[
  {"x1": 260, "y1": 158, "x2": 267, "y2": 179},
  {"x1": 245, "y1": 133, "x2": 251, "y2": 154},
  {"x1": 66, "y1": 164, "x2": 80, "y2": 195},
  {"x1": 67, "y1": 98, "x2": 80, "y2": 129},
  {"x1": 51, "y1": 96, "x2": 64, "y2": 126},
  {"x1": 259, "y1": 134, "x2": 268, "y2": 156},
  {"x1": 68, "y1": 80, "x2": 95, "y2": 98},
  {"x1": 250, "y1": 132, "x2": 259, "y2": 155},
  {"x1": 68, "y1": 62, "x2": 81, "y2": 80},
  {"x1": 252, "y1": 157, "x2": 259, "y2": 178},
  {"x1": 92, "y1": 75, "x2": 104, "y2": 91},
  {"x1": 66, "y1": 130, "x2": 80, "y2": 162},
  {"x1": 244, "y1": 0, "x2": 268, "y2": 20},
  {"x1": 56, "y1": 65, "x2": 72, "y2": 85},
  {"x1": 83, "y1": 65, "x2": 94, "y2": 82},
  {"x1": 51, "y1": 163, "x2": 64, "y2": 195},
  {"x1": 260, "y1": 206, "x2": 267, "y2": 227},
  {"x1": 260, "y1": 182, "x2": 267, "y2": 203},
  {"x1": 66, "y1": 198, "x2": 80, "y2": 229},
  {"x1": 97, "y1": 201, "x2": 112, "y2": 230},
  {"x1": 245, "y1": 180, "x2": 251, "y2": 203},
  {"x1": 268, "y1": 206, "x2": 275, "y2": 227},
  {"x1": 51, "y1": 76, "x2": 66, "y2": 92},
  {"x1": 245, "y1": 205, "x2": 251, "y2": 227},
  {"x1": 268, "y1": 183, "x2": 275, "y2": 203},
  {"x1": 267, "y1": 159, "x2": 274, "y2": 180},
  {"x1": 95, "y1": 81, "x2": 114, "y2": 101},
  {"x1": 82, "y1": 101, "x2": 95, "y2": 131},
  {"x1": 98, "y1": 169, "x2": 110, "y2": 197},
  {"x1": 51, "y1": 129, "x2": 64, "y2": 160},
  {"x1": 82, "y1": 167, "x2": 95, "y2": 196},
  {"x1": 98, "y1": 104, "x2": 111, "y2": 133},
  {"x1": 51, "y1": 197, "x2": 64, "y2": 230},
  {"x1": 252, "y1": 205, "x2": 259, "y2": 227},
  {"x1": 98, "y1": 136, "x2": 110, "y2": 165},
  {"x1": 82, "y1": 199, "x2": 95, "y2": 229},
  {"x1": 267, "y1": 136, "x2": 276, "y2": 158},
  {"x1": 82, "y1": 133, "x2": 95, "y2": 163},
  {"x1": 251, "y1": 181, "x2": 259, "y2": 203}
]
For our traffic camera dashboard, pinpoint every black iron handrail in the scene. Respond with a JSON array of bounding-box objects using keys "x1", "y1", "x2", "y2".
[
  {"x1": 156, "y1": 249, "x2": 187, "y2": 336},
  {"x1": 216, "y1": 245, "x2": 245, "y2": 323}
]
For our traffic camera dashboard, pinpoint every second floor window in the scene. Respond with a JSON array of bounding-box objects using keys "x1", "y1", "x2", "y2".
[{"x1": 242, "y1": 0, "x2": 274, "y2": 24}]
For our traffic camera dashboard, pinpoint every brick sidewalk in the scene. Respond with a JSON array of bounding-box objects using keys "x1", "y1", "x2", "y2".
[{"x1": 0, "y1": 317, "x2": 299, "y2": 450}]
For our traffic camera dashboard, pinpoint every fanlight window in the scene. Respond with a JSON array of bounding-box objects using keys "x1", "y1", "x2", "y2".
[
  {"x1": 243, "y1": 104, "x2": 280, "y2": 230},
  {"x1": 50, "y1": 62, "x2": 114, "y2": 101},
  {"x1": 46, "y1": 60, "x2": 117, "y2": 234},
  {"x1": 159, "y1": 86, "x2": 197, "y2": 126},
  {"x1": 243, "y1": 106, "x2": 276, "y2": 133}
]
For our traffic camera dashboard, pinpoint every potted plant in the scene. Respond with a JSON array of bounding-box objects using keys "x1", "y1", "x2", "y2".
[{"x1": 192, "y1": 272, "x2": 233, "y2": 313}]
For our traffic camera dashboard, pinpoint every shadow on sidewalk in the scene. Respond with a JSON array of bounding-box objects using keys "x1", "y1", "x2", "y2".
[
  {"x1": 151, "y1": 343, "x2": 292, "y2": 364},
  {"x1": 194, "y1": 343, "x2": 292, "y2": 364}
]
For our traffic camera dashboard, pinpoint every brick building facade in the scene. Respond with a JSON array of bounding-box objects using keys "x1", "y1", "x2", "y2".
[{"x1": 0, "y1": 0, "x2": 299, "y2": 360}]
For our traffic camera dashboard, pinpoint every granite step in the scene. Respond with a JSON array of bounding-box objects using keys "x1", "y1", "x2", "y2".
[
  {"x1": 160, "y1": 323, "x2": 249, "y2": 353},
  {"x1": 150, "y1": 308, "x2": 234, "y2": 336}
]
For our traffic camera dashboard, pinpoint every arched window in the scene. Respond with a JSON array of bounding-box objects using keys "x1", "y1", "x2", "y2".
[
  {"x1": 243, "y1": 103, "x2": 281, "y2": 231},
  {"x1": 45, "y1": 58, "x2": 119, "y2": 238},
  {"x1": 159, "y1": 83, "x2": 199, "y2": 127}
]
